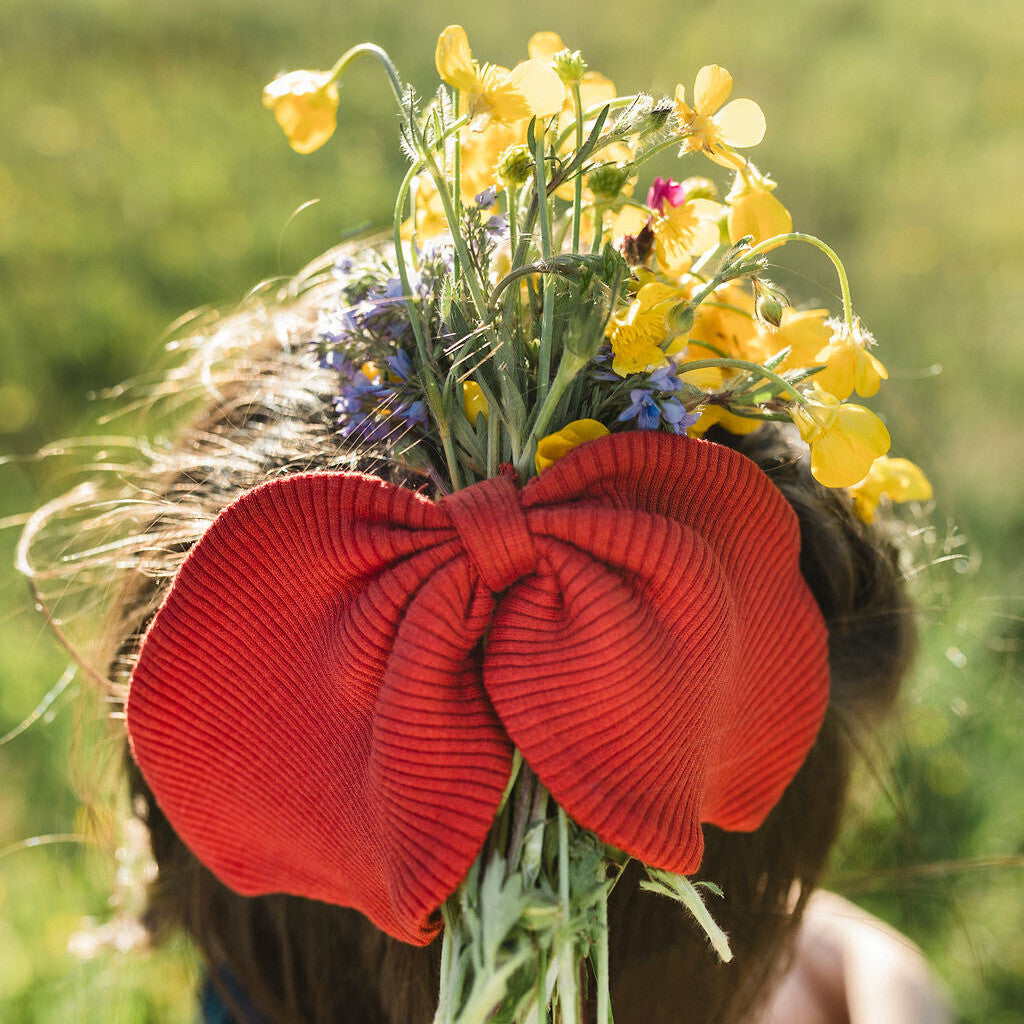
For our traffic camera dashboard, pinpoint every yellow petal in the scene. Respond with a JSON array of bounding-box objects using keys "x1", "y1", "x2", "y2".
[
  {"x1": 715, "y1": 98, "x2": 766, "y2": 148},
  {"x1": 463, "y1": 381, "x2": 489, "y2": 422},
  {"x1": 636, "y1": 281, "x2": 685, "y2": 310},
  {"x1": 854, "y1": 348, "x2": 888, "y2": 398},
  {"x1": 536, "y1": 419, "x2": 610, "y2": 473},
  {"x1": 528, "y1": 31, "x2": 566, "y2": 62},
  {"x1": 605, "y1": 203, "x2": 649, "y2": 242},
  {"x1": 503, "y1": 59, "x2": 566, "y2": 118},
  {"x1": 436, "y1": 25, "x2": 479, "y2": 93},
  {"x1": 880, "y1": 457, "x2": 932, "y2": 502},
  {"x1": 728, "y1": 188, "x2": 792, "y2": 245},
  {"x1": 262, "y1": 71, "x2": 339, "y2": 154},
  {"x1": 848, "y1": 456, "x2": 931, "y2": 521},
  {"x1": 805, "y1": 403, "x2": 891, "y2": 488},
  {"x1": 813, "y1": 343, "x2": 857, "y2": 400},
  {"x1": 694, "y1": 65, "x2": 733, "y2": 115},
  {"x1": 578, "y1": 71, "x2": 617, "y2": 109}
]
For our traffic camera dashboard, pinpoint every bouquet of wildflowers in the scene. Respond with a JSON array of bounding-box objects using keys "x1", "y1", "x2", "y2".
[{"x1": 262, "y1": 26, "x2": 931, "y2": 1024}]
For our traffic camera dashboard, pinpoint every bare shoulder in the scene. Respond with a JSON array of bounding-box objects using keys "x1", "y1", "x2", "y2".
[{"x1": 759, "y1": 891, "x2": 954, "y2": 1024}]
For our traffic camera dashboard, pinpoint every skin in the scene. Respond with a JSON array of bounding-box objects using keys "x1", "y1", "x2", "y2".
[{"x1": 760, "y1": 892, "x2": 954, "y2": 1024}]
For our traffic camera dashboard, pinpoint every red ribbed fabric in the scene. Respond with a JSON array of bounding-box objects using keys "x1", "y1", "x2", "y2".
[{"x1": 126, "y1": 432, "x2": 828, "y2": 946}]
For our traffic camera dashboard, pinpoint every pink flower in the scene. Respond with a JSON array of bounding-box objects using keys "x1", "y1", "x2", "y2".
[{"x1": 647, "y1": 177, "x2": 687, "y2": 212}]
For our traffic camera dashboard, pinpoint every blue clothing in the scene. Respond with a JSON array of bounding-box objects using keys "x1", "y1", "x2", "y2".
[{"x1": 199, "y1": 970, "x2": 274, "y2": 1024}]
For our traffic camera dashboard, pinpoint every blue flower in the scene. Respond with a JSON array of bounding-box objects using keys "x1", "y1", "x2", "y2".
[
  {"x1": 648, "y1": 364, "x2": 684, "y2": 391},
  {"x1": 618, "y1": 389, "x2": 699, "y2": 433},
  {"x1": 619, "y1": 389, "x2": 662, "y2": 430},
  {"x1": 475, "y1": 185, "x2": 498, "y2": 209},
  {"x1": 385, "y1": 349, "x2": 414, "y2": 381},
  {"x1": 660, "y1": 398, "x2": 700, "y2": 433}
]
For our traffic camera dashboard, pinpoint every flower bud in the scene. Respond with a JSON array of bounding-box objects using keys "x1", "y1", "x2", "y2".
[
  {"x1": 753, "y1": 279, "x2": 787, "y2": 328},
  {"x1": 756, "y1": 292, "x2": 784, "y2": 328},
  {"x1": 552, "y1": 48, "x2": 588, "y2": 84},
  {"x1": 586, "y1": 164, "x2": 631, "y2": 200},
  {"x1": 497, "y1": 144, "x2": 534, "y2": 188}
]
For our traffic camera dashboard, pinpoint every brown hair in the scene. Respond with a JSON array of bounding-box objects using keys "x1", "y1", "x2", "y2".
[{"x1": 32, "y1": 264, "x2": 917, "y2": 1024}]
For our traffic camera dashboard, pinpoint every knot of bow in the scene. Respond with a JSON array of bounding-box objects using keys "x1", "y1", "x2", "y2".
[{"x1": 127, "y1": 432, "x2": 828, "y2": 945}]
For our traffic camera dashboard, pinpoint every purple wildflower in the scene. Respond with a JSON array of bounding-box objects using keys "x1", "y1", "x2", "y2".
[{"x1": 475, "y1": 185, "x2": 498, "y2": 209}]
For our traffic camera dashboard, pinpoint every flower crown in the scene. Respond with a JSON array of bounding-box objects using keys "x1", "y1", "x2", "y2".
[{"x1": 127, "y1": 27, "x2": 932, "y2": 1024}]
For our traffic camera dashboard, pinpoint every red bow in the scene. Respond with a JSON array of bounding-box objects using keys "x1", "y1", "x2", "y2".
[{"x1": 127, "y1": 433, "x2": 827, "y2": 945}]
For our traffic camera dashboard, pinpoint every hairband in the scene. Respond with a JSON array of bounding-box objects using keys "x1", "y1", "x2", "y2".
[{"x1": 127, "y1": 432, "x2": 827, "y2": 944}]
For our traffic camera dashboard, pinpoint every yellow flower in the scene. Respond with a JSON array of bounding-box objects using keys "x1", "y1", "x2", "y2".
[
  {"x1": 749, "y1": 308, "x2": 832, "y2": 369},
  {"x1": 790, "y1": 385, "x2": 891, "y2": 488},
  {"x1": 680, "y1": 366, "x2": 762, "y2": 437},
  {"x1": 463, "y1": 381, "x2": 489, "y2": 423},
  {"x1": 436, "y1": 25, "x2": 564, "y2": 130},
  {"x1": 686, "y1": 283, "x2": 757, "y2": 361},
  {"x1": 675, "y1": 65, "x2": 766, "y2": 169},
  {"x1": 262, "y1": 70, "x2": 339, "y2": 154},
  {"x1": 605, "y1": 281, "x2": 684, "y2": 376},
  {"x1": 813, "y1": 321, "x2": 889, "y2": 399},
  {"x1": 727, "y1": 168, "x2": 791, "y2": 245},
  {"x1": 847, "y1": 457, "x2": 932, "y2": 522},
  {"x1": 653, "y1": 197, "x2": 723, "y2": 273},
  {"x1": 536, "y1": 419, "x2": 610, "y2": 473}
]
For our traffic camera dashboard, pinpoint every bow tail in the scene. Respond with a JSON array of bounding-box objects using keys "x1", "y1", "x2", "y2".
[{"x1": 366, "y1": 555, "x2": 514, "y2": 943}]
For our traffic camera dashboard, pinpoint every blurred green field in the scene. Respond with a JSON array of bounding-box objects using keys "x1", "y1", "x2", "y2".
[{"x1": 0, "y1": 0, "x2": 1021, "y2": 1020}]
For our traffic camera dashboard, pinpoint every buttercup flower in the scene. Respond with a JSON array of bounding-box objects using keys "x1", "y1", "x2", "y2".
[
  {"x1": 727, "y1": 168, "x2": 792, "y2": 245},
  {"x1": 652, "y1": 196, "x2": 724, "y2": 273},
  {"x1": 436, "y1": 25, "x2": 564, "y2": 130},
  {"x1": 790, "y1": 385, "x2": 891, "y2": 488},
  {"x1": 749, "y1": 307, "x2": 832, "y2": 369},
  {"x1": 847, "y1": 456, "x2": 933, "y2": 522},
  {"x1": 262, "y1": 70, "x2": 340, "y2": 154},
  {"x1": 675, "y1": 65, "x2": 766, "y2": 169},
  {"x1": 535, "y1": 418, "x2": 610, "y2": 473},
  {"x1": 813, "y1": 320, "x2": 889, "y2": 399},
  {"x1": 685, "y1": 283, "x2": 758, "y2": 361},
  {"x1": 680, "y1": 366, "x2": 763, "y2": 437},
  {"x1": 605, "y1": 281, "x2": 686, "y2": 376}
]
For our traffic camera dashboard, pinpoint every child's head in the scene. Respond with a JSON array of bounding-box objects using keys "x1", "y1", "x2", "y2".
[{"x1": 34, "y1": 258, "x2": 916, "y2": 1024}]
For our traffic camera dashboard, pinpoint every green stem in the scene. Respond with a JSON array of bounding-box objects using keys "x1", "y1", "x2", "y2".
[
  {"x1": 392, "y1": 161, "x2": 429, "y2": 361},
  {"x1": 596, "y1": 890, "x2": 611, "y2": 1024},
  {"x1": 535, "y1": 945, "x2": 548, "y2": 1024},
  {"x1": 533, "y1": 121, "x2": 555, "y2": 405},
  {"x1": 423, "y1": 147, "x2": 488, "y2": 317},
  {"x1": 452, "y1": 92, "x2": 462, "y2": 285},
  {"x1": 557, "y1": 807, "x2": 579, "y2": 1024},
  {"x1": 434, "y1": 903, "x2": 457, "y2": 1024},
  {"x1": 329, "y1": 43, "x2": 404, "y2": 111},
  {"x1": 745, "y1": 232, "x2": 855, "y2": 329},
  {"x1": 678, "y1": 357, "x2": 808, "y2": 405},
  {"x1": 590, "y1": 207, "x2": 605, "y2": 254},
  {"x1": 515, "y1": 351, "x2": 586, "y2": 478},
  {"x1": 571, "y1": 82, "x2": 584, "y2": 254},
  {"x1": 423, "y1": 378, "x2": 462, "y2": 491},
  {"x1": 486, "y1": 405, "x2": 499, "y2": 477},
  {"x1": 553, "y1": 94, "x2": 641, "y2": 150}
]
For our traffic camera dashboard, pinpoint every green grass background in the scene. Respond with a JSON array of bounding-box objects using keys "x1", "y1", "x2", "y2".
[{"x1": 1, "y1": 0, "x2": 1021, "y2": 1020}]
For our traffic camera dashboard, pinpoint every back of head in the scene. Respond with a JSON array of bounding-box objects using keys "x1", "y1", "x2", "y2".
[{"x1": 58, "y1": 265, "x2": 915, "y2": 1024}]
